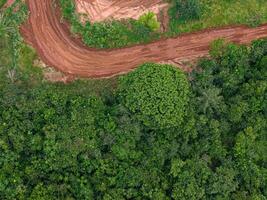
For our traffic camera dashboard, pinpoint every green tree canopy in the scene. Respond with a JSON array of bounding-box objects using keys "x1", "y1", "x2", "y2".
[
  {"x1": 118, "y1": 63, "x2": 190, "y2": 129},
  {"x1": 0, "y1": 4, "x2": 267, "y2": 197}
]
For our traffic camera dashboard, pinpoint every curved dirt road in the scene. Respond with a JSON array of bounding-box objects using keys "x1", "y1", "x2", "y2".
[{"x1": 21, "y1": 0, "x2": 267, "y2": 78}]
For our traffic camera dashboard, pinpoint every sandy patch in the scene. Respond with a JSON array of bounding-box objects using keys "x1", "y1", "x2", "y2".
[{"x1": 75, "y1": 0, "x2": 169, "y2": 23}]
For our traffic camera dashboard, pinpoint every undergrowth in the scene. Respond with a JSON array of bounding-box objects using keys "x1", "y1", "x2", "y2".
[{"x1": 59, "y1": 0, "x2": 161, "y2": 49}]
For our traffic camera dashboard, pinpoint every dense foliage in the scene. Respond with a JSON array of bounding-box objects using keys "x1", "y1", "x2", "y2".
[
  {"x1": 118, "y1": 63, "x2": 189, "y2": 129},
  {"x1": 1, "y1": 1, "x2": 267, "y2": 199},
  {"x1": 1, "y1": 27, "x2": 267, "y2": 200}
]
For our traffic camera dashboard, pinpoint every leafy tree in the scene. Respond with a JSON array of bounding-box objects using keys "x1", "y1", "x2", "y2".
[
  {"x1": 118, "y1": 63, "x2": 190, "y2": 129},
  {"x1": 250, "y1": 39, "x2": 267, "y2": 67},
  {"x1": 171, "y1": 158, "x2": 211, "y2": 200},
  {"x1": 29, "y1": 184, "x2": 55, "y2": 200},
  {"x1": 207, "y1": 164, "x2": 238, "y2": 199},
  {"x1": 234, "y1": 127, "x2": 267, "y2": 197}
]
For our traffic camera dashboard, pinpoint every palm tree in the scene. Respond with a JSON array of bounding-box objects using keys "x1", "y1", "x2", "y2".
[
  {"x1": 0, "y1": 13, "x2": 16, "y2": 37},
  {"x1": 6, "y1": 68, "x2": 17, "y2": 83},
  {"x1": 197, "y1": 86, "x2": 224, "y2": 114},
  {"x1": 0, "y1": 0, "x2": 27, "y2": 37}
]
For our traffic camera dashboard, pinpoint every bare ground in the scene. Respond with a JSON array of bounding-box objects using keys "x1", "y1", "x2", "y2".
[{"x1": 75, "y1": 0, "x2": 169, "y2": 23}]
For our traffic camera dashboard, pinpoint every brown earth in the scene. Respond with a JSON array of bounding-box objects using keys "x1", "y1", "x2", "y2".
[
  {"x1": 20, "y1": 0, "x2": 267, "y2": 78},
  {"x1": 75, "y1": 0, "x2": 169, "y2": 23}
]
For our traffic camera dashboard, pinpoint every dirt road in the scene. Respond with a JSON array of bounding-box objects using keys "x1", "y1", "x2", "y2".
[{"x1": 20, "y1": 0, "x2": 267, "y2": 78}]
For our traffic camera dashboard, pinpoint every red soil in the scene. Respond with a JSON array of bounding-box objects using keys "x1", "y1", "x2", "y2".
[
  {"x1": 75, "y1": 0, "x2": 168, "y2": 23},
  {"x1": 20, "y1": 0, "x2": 267, "y2": 78}
]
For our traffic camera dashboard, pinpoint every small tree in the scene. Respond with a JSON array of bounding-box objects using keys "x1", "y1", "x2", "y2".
[
  {"x1": 118, "y1": 63, "x2": 190, "y2": 129},
  {"x1": 138, "y1": 12, "x2": 160, "y2": 31}
]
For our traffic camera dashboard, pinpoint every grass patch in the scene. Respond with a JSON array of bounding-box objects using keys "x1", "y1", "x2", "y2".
[{"x1": 169, "y1": 0, "x2": 267, "y2": 35}]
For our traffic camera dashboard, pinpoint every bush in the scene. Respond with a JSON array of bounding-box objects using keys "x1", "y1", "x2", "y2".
[
  {"x1": 250, "y1": 39, "x2": 267, "y2": 64},
  {"x1": 171, "y1": 0, "x2": 202, "y2": 21},
  {"x1": 118, "y1": 63, "x2": 190, "y2": 129},
  {"x1": 60, "y1": 0, "x2": 75, "y2": 21},
  {"x1": 138, "y1": 12, "x2": 160, "y2": 31}
]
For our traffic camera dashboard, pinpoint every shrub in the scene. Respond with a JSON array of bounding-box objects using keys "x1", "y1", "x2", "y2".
[
  {"x1": 171, "y1": 0, "x2": 202, "y2": 21},
  {"x1": 138, "y1": 12, "x2": 160, "y2": 31},
  {"x1": 60, "y1": 0, "x2": 75, "y2": 21}
]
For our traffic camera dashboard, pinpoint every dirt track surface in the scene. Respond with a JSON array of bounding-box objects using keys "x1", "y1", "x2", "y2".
[
  {"x1": 21, "y1": 0, "x2": 267, "y2": 78},
  {"x1": 75, "y1": 0, "x2": 168, "y2": 23}
]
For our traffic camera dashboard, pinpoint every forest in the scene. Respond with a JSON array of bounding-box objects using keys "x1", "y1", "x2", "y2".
[{"x1": 0, "y1": 0, "x2": 267, "y2": 200}]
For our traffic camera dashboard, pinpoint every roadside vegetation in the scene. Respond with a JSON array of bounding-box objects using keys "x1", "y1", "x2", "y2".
[
  {"x1": 59, "y1": 0, "x2": 161, "y2": 48},
  {"x1": 1, "y1": 2, "x2": 267, "y2": 199},
  {"x1": 0, "y1": 0, "x2": 42, "y2": 85},
  {"x1": 169, "y1": 0, "x2": 267, "y2": 34},
  {"x1": 60, "y1": 0, "x2": 267, "y2": 48}
]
